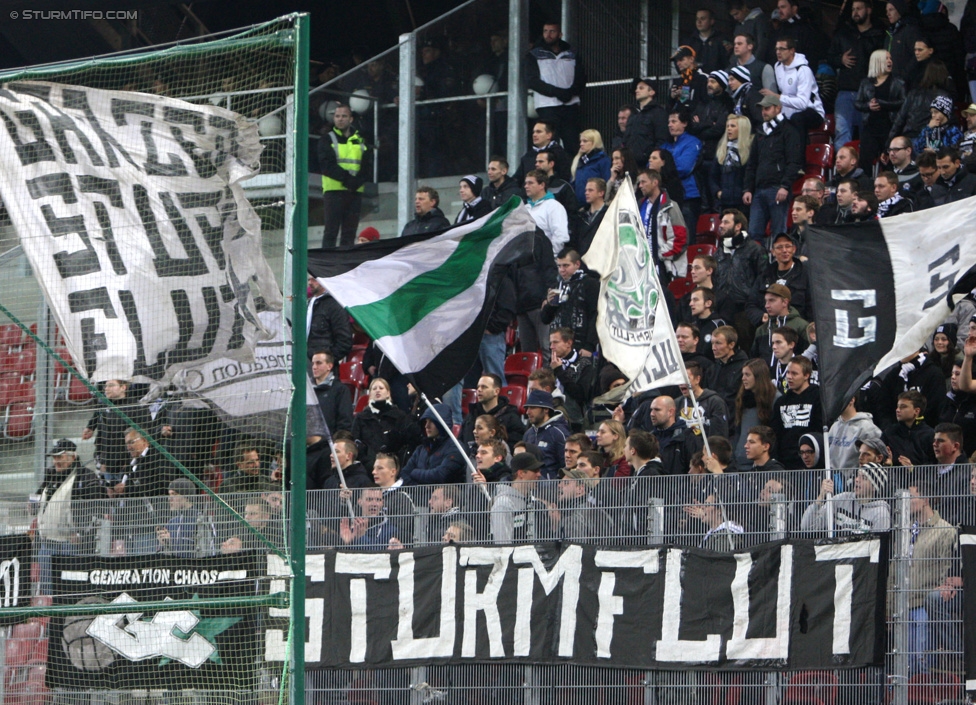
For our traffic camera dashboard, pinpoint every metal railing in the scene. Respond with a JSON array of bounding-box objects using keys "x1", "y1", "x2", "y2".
[{"x1": 16, "y1": 466, "x2": 975, "y2": 704}]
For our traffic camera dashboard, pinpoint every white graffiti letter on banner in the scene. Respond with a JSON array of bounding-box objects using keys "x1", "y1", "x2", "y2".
[
  {"x1": 726, "y1": 546, "x2": 793, "y2": 660},
  {"x1": 334, "y1": 553, "x2": 392, "y2": 663},
  {"x1": 459, "y1": 547, "x2": 513, "y2": 658},
  {"x1": 814, "y1": 540, "x2": 881, "y2": 656},
  {"x1": 391, "y1": 548, "x2": 456, "y2": 660},
  {"x1": 512, "y1": 545, "x2": 583, "y2": 657},
  {"x1": 655, "y1": 549, "x2": 721, "y2": 662},
  {"x1": 593, "y1": 549, "x2": 659, "y2": 659}
]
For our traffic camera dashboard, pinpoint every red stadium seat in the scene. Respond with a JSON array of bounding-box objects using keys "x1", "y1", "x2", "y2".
[
  {"x1": 907, "y1": 673, "x2": 961, "y2": 704},
  {"x1": 504, "y1": 352, "x2": 541, "y2": 388},
  {"x1": 505, "y1": 320, "x2": 519, "y2": 351},
  {"x1": 792, "y1": 175, "x2": 808, "y2": 197},
  {"x1": 346, "y1": 347, "x2": 365, "y2": 365},
  {"x1": 695, "y1": 213, "x2": 721, "y2": 238},
  {"x1": 822, "y1": 114, "x2": 836, "y2": 135},
  {"x1": 499, "y1": 385, "x2": 526, "y2": 414},
  {"x1": 784, "y1": 671, "x2": 838, "y2": 705},
  {"x1": 354, "y1": 395, "x2": 369, "y2": 414},
  {"x1": 667, "y1": 277, "x2": 694, "y2": 299},
  {"x1": 0, "y1": 323, "x2": 23, "y2": 349},
  {"x1": 338, "y1": 362, "x2": 367, "y2": 401},
  {"x1": 686, "y1": 244, "x2": 716, "y2": 263},
  {"x1": 461, "y1": 388, "x2": 478, "y2": 414},
  {"x1": 352, "y1": 329, "x2": 370, "y2": 347},
  {"x1": 4, "y1": 402, "x2": 34, "y2": 439},
  {"x1": 805, "y1": 143, "x2": 833, "y2": 171},
  {"x1": 843, "y1": 139, "x2": 860, "y2": 153},
  {"x1": 65, "y1": 376, "x2": 93, "y2": 404},
  {"x1": 808, "y1": 131, "x2": 831, "y2": 144}
]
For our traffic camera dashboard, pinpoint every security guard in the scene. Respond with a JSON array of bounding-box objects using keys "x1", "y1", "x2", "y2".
[{"x1": 318, "y1": 103, "x2": 368, "y2": 248}]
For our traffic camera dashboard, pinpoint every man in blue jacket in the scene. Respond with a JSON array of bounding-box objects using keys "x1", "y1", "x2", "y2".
[
  {"x1": 400, "y1": 404, "x2": 467, "y2": 485},
  {"x1": 522, "y1": 389, "x2": 571, "y2": 479}
]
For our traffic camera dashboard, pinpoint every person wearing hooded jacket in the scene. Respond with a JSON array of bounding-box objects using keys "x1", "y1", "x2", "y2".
[
  {"x1": 828, "y1": 396, "x2": 883, "y2": 474},
  {"x1": 768, "y1": 39, "x2": 825, "y2": 132},
  {"x1": 801, "y1": 463, "x2": 892, "y2": 533},
  {"x1": 400, "y1": 404, "x2": 467, "y2": 486},
  {"x1": 885, "y1": 0, "x2": 924, "y2": 82},
  {"x1": 524, "y1": 23, "x2": 586, "y2": 148}
]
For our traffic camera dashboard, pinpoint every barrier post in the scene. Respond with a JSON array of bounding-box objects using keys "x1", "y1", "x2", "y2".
[{"x1": 890, "y1": 489, "x2": 911, "y2": 705}]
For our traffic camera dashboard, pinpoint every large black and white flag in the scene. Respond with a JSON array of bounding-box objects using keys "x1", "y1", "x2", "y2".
[
  {"x1": 806, "y1": 198, "x2": 976, "y2": 421},
  {"x1": 0, "y1": 81, "x2": 282, "y2": 385}
]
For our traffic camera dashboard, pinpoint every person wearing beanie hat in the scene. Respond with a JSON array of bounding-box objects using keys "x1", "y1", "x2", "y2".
[
  {"x1": 624, "y1": 77, "x2": 670, "y2": 165},
  {"x1": 931, "y1": 322, "x2": 958, "y2": 380},
  {"x1": 688, "y1": 71, "x2": 734, "y2": 202},
  {"x1": 727, "y1": 64, "x2": 764, "y2": 128},
  {"x1": 913, "y1": 96, "x2": 963, "y2": 154},
  {"x1": 318, "y1": 102, "x2": 369, "y2": 248},
  {"x1": 801, "y1": 462, "x2": 892, "y2": 533},
  {"x1": 958, "y1": 103, "x2": 976, "y2": 158},
  {"x1": 158, "y1": 477, "x2": 200, "y2": 557},
  {"x1": 355, "y1": 227, "x2": 380, "y2": 244},
  {"x1": 455, "y1": 175, "x2": 491, "y2": 224}
]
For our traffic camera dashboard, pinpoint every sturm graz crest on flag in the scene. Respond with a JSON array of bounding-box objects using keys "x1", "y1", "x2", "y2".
[{"x1": 604, "y1": 208, "x2": 658, "y2": 346}]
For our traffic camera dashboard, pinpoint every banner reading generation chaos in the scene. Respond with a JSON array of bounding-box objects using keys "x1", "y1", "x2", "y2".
[
  {"x1": 47, "y1": 553, "x2": 262, "y2": 691},
  {"x1": 295, "y1": 536, "x2": 888, "y2": 670}
]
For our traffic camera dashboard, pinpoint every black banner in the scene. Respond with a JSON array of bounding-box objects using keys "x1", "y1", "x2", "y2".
[
  {"x1": 962, "y1": 530, "x2": 976, "y2": 691},
  {"x1": 305, "y1": 536, "x2": 888, "y2": 670},
  {"x1": 47, "y1": 553, "x2": 262, "y2": 691},
  {"x1": 0, "y1": 534, "x2": 32, "y2": 626}
]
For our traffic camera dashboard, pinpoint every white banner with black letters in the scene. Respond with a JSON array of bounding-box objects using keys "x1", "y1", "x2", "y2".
[
  {"x1": 807, "y1": 198, "x2": 976, "y2": 421},
  {"x1": 296, "y1": 536, "x2": 888, "y2": 670},
  {"x1": 0, "y1": 81, "x2": 282, "y2": 384}
]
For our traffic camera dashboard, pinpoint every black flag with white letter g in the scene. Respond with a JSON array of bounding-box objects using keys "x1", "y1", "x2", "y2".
[
  {"x1": 805, "y1": 221, "x2": 898, "y2": 423},
  {"x1": 808, "y1": 199, "x2": 976, "y2": 422}
]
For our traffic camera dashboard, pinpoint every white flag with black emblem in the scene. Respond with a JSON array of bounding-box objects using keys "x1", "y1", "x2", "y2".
[{"x1": 582, "y1": 176, "x2": 689, "y2": 402}]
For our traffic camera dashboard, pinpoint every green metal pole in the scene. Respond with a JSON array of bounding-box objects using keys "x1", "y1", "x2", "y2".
[{"x1": 289, "y1": 13, "x2": 310, "y2": 705}]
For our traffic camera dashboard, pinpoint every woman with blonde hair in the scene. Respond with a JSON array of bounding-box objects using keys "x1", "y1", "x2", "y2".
[
  {"x1": 856, "y1": 50, "x2": 905, "y2": 167},
  {"x1": 710, "y1": 113, "x2": 753, "y2": 213},
  {"x1": 595, "y1": 420, "x2": 631, "y2": 478},
  {"x1": 571, "y1": 129, "x2": 611, "y2": 203}
]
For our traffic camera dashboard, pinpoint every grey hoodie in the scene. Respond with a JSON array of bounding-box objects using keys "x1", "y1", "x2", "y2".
[
  {"x1": 800, "y1": 492, "x2": 891, "y2": 533},
  {"x1": 491, "y1": 483, "x2": 535, "y2": 543},
  {"x1": 827, "y1": 412, "x2": 882, "y2": 474}
]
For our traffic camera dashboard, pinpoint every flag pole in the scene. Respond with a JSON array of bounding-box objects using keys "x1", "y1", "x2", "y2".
[
  {"x1": 319, "y1": 417, "x2": 356, "y2": 519},
  {"x1": 419, "y1": 392, "x2": 493, "y2": 502},
  {"x1": 823, "y1": 422, "x2": 834, "y2": 538},
  {"x1": 685, "y1": 385, "x2": 712, "y2": 459}
]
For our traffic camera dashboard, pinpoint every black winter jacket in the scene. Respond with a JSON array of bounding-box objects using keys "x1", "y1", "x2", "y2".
[
  {"x1": 624, "y1": 101, "x2": 669, "y2": 165},
  {"x1": 889, "y1": 87, "x2": 951, "y2": 141},
  {"x1": 540, "y1": 269, "x2": 600, "y2": 352},
  {"x1": 401, "y1": 207, "x2": 450, "y2": 238},
  {"x1": 829, "y1": 20, "x2": 886, "y2": 92},
  {"x1": 690, "y1": 92, "x2": 734, "y2": 159},
  {"x1": 854, "y1": 76, "x2": 907, "y2": 117},
  {"x1": 514, "y1": 231, "x2": 559, "y2": 315},
  {"x1": 715, "y1": 235, "x2": 767, "y2": 308},
  {"x1": 460, "y1": 396, "x2": 525, "y2": 446},
  {"x1": 744, "y1": 116, "x2": 803, "y2": 192},
  {"x1": 308, "y1": 294, "x2": 353, "y2": 361},
  {"x1": 481, "y1": 177, "x2": 524, "y2": 210},
  {"x1": 351, "y1": 399, "x2": 422, "y2": 470}
]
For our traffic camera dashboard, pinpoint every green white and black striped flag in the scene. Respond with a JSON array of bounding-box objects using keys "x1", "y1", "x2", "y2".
[{"x1": 308, "y1": 197, "x2": 537, "y2": 398}]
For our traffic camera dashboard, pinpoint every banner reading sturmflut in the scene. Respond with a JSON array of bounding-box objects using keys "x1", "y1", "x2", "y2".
[
  {"x1": 806, "y1": 197, "x2": 976, "y2": 421},
  {"x1": 299, "y1": 536, "x2": 888, "y2": 670},
  {"x1": 582, "y1": 176, "x2": 687, "y2": 401},
  {"x1": 0, "y1": 81, "x2": 281, "y2": 385}
]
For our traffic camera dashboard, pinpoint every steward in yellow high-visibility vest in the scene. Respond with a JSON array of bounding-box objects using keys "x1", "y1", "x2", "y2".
[{"x1": 317, "y1": 104, "x2": 369, "y2": 248}]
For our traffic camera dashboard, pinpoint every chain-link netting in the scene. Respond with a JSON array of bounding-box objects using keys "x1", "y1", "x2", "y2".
[{"x1": 0, "y1": 14, "x2": 305, "y2": 705}]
